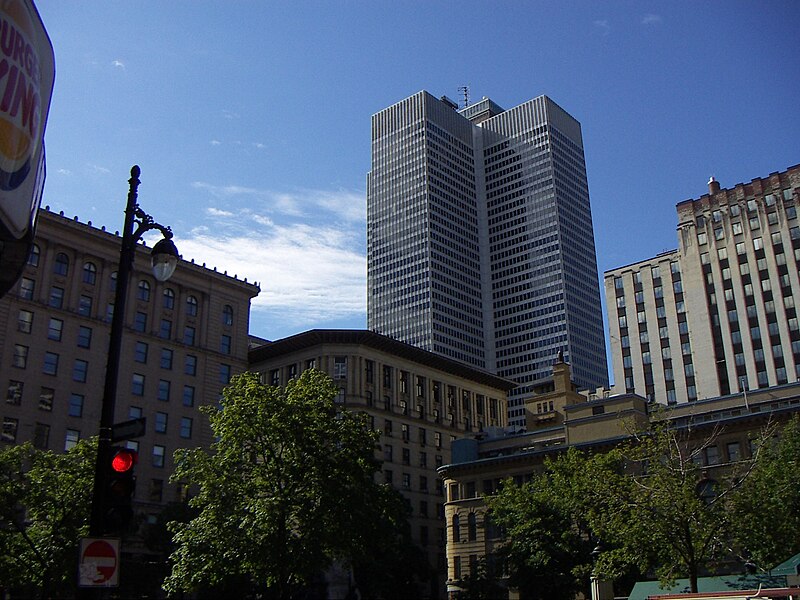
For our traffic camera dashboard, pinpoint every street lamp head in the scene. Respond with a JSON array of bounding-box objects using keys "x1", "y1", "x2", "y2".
[{"x1": 151, "y1": 237, "x2": 179, "y2": 282}]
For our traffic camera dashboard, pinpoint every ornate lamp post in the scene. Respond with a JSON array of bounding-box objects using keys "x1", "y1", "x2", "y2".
[{"x1": 88, "y1": 165, "x2": 179, "y2": 536}]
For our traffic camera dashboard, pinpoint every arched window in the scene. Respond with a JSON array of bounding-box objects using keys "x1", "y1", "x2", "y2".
[
  {"x1": 137, "y1": 280, "x2": 151, "y2": 301},
  {"x1": 163, "y1": 288, "x2": 175, "y2": 310},
  {"x1": 452, "y1": 514, "x2": 460, "y2": 542},
  {"x1": 467, "y1": 513, "x2": 477, "y2": 541},
  {"x1": 222, "y1": 304, "x2": 233, "y2": 326},
  {"x1": 110, "y1": 271, "x2": 118, "y2": 293},
  {"x1": 54, "y1": 252, "x2": 69, "y2": 276},
  {"x1": 27, "y1": 244, "x2": 40, "y2": 267},
  {"x1": 186, "y1": 295, "x2": 198, "y2": 317},
  {"x1": 82, "y1": 262, "x2": 97, "y2": 285}
]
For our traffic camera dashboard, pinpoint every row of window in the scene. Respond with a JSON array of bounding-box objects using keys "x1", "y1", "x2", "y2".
[
  {"x1": 0, "y1": 417, "x2": 187, "y2": 462},
  {"x1": 23, "y1": 246, "x2": 237, "y2": 326}
]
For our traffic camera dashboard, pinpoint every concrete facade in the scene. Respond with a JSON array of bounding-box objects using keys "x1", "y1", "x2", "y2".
[
  {"x1": 438, "y1": 357, "x2": 800, "y2": 599},
  {"x1": 0, "y1": 207, "x2": 259, "y2": 522},
  {"x1": 606, "y1": 165, "x2": 800, "y2": 405},
  {"x1": 248, "y1": 329, "x2": 515, "y2": 599}
]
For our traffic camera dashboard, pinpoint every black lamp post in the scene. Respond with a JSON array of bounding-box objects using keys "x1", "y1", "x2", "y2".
[{"x1": 88, "y1": 165, "x2": 179, "y2": 537}]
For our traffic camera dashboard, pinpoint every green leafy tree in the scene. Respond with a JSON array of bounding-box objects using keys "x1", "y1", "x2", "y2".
[
  {"x1": 488, "y1": 449, "x2": 604, "y2": 600},
  {"x1": 590, "y1": 422, "x2": 769, "y2": 593},
  {"x1": 732, "y1": 415, "x2": 800, "y2": 570},
  {"x1": 0, "y1": 438, "x2": 96, "y2": 599},
  {"x1": 164, "y1": 369, "x2": 415, "y2": 599}
]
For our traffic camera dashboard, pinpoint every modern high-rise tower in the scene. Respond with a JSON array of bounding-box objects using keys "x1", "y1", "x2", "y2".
[{"x1": 367, "y1": 91, "x2": 608, "y2": 427}]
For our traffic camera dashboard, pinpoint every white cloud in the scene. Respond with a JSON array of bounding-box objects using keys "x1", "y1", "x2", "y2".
[
  {"x1": 177, "y1": 184, "x2": 368, "y2": 331},
  {"x1": 57, "y1": 168, "x2": 71, "y2": 176},
  {"x1": 206, "y1": 207, "x2": 234, "y2": 217},
  {"x1": 177, "y1": 224, "x2": 366, "y2": 324},
  {"x1": 594, "y1": 19, "x2": 610, "y2": 34},
  {"x1": 87, "y1": 163, "x2": 110, "y2": 174},
  {"x1": 191, "y1": 182, "x2": 365, "y2": 222},
  {"x1": 641, "y1": 14, "x2": 662, "y2": 25},
  {"x1": 210, "y1": 139, "x2": 221, "y2": 146},
  {"x1": 222, "y1": 110, "x2": 239, "y2": 120},
  {"x1": 111, "y1": 59, "x2": 125, "y2": 69}
]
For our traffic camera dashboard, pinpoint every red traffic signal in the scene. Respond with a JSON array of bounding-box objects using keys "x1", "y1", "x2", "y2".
[
  {"x1": 110, "y1": 448, "x2": 137, "y2": 473},
  {"x1": 103, "y1": 446, "x2": 138, "y2": 534}
]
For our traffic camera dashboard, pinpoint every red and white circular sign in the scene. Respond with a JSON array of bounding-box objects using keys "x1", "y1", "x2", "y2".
[{"x1": 79, "y1": 538, "x2": 119, "y2": 587}]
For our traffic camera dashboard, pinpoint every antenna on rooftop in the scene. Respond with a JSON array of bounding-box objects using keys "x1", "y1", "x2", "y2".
[{"x1": 458, "y1": 85, "x2": 470, "y2": 108}]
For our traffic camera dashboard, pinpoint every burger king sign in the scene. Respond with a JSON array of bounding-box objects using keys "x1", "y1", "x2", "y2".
[{"x1": 0, "y1": 0, "x2": 53, "y2": 297}]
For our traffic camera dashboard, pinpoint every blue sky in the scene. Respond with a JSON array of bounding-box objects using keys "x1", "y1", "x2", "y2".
[{"x1": 34, "y1": 1, "x2": 800, "y2": 365}]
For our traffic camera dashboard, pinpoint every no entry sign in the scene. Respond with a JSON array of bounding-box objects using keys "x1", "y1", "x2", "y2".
[{"x1": 78, "y1": 538, "x2": 120, "y2": 587}]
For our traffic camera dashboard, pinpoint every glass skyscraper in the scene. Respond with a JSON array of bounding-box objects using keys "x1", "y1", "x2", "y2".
[{"x1": 367, "y1": 91, "x2": 608, "y2": 427}]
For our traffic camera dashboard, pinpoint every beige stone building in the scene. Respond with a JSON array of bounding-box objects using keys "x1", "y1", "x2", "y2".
[
  {"x1": 248, "y1": 329, "x2": 515, "y2": 599},
  {"x1": 605, "y1": 165, "x2": 800, "y2": 405},
  {"x1": 0, "y1": 207, "x2": 259, "y2": 522},
  {"x1": 438, "y1": 356, "x2": 800, "y2": 599}
]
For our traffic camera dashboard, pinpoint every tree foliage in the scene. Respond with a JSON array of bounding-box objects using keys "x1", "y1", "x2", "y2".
[
  {"x1": 732, "y1": 415, "x2": 800, "y2": 569},
  {"x1": 164, "y1": 369, "x2": 416, "y2": 599},
  {"x1": 488, "y1": 417, "x2": 800, "y2": 596},
  {"x1": 488, "y1": 448, "x2": 620, "y2": 600},
  {"x1": 0, "y1": 438, "x2": 96, "y2": 599}
]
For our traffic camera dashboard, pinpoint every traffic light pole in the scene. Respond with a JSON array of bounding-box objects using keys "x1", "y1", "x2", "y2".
[{"x1": 87, "y1": 166, "x2": 175, "y2": 536}]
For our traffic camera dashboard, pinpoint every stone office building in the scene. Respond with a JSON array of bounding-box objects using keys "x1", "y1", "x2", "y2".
[
  {"x1": 0, "y1": 207, "x2": 259, "y2": 521},
  {"x1": 438, "y1": 356, "x2": 800, "y2": 599},
  {"x1": 249, "y1": 329, "x2": 515, "y2": 599},
  {"x1": 605, "y1": 165, "x2": 800, "y2": 405}
]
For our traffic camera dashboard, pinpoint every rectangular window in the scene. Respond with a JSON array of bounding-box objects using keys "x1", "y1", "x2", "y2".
[
  {"x1": 155, "y1": 412, "x2": 168, "y2": 433},
  {"x1": 19, "y1": 277, "x2": 35, "y2": 300},
  {"x1": 134, "y1": 311, "x2": 147, "y2": 332},
  {"x1": 33, "y1": 423, "x2": 49, "y2": 449},
  {"x1": 2, "y1": 417, "x2": 18, "y2": 442},
  {"x1": 333, "y1": 356, "x2": 347, "y2": 379},
  {"x1": 77, "y1": 326, "x2": 92, "y2": 349},
  {"x1": 49, "y1": 286, "x2": 64, "y2": 308},
  {"x1": 160, "y1": 319, "x2": 172, "y2": 339},
  {"x1": 383, "y1": 365, "x2": 392, "y2": 389},
  {"x1": 78, "y1": 295, "x2": 93, "y2": 317},
  {"x1": 220, "y1": 334, "x2": 231, "y2": 355},
  {"x1": 68, "y1": 393, "x2": 84, "y2": 417},
  {"x1": 6, "y1": 380, "x2": 23, "y2": 405},
  {"x1": 160, "y1": 348, "x2": 173, "y2": 370},
  {"x1": 64, "y1": 429, "x2": 80, "y2": 451},
  {"x1": 183, "y1": 326, "x2": 195, "y2": 346},
  {"x1": 727, "y1": 441, "x2": 741, "y2": 462},
  {"x1": 183, "y1": 385, "x2": 195, "y2": 407},
  {"x1": 149, "y1": 478, "x2": 163, "y2": 502},
  {"x1": 17, "y1": 309, "x2": 33, "y2": 333},
  {"x1": 185, "y1": 355, "x2": 197, "y2": 376},
  {"x1": 158, "y1": 379, "x2": 170, "y2": 402},
  {"x1": 220, "y1": 364, "x2": 232, "y2": 384},
  {"x1": 180, "y1": 417, "x2": 192, "y2": 439},
  {"x1": 72, "y1": 359, "x2": 88, "y2": 383},
  {"x1": 13, "y1": 344, "x2": 29, "y2": 368},
  {"x1": 132, "y1": 373, "x2": 145, "y2": 395},
  {"x1": 39, "y1": 387, "x2": 54, "y2": 411},
  {"x1": 152, "y1": 445, "x2": 165, "y2": 468},
  {"x1": 135, "y1": 341, "x2": 148, "y2": 363},
  {"x1": 43, "y1": 351, "x2": 58, "y2": 375}
]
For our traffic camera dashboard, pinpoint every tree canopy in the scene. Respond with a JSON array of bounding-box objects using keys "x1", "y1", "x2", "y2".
[
  {"x1": 487, "y1": 416, "x2": 800, "y2": 596},
  {"x1": 164, "y1": 369, "x2": 419, "y2": 599},
  {"x1": 0, "y1": 438, "x2": 95, "y2": 599}
]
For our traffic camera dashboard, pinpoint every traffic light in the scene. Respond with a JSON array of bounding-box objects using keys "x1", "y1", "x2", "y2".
[{"x1": 103, "y1": 446, "x2": 137, "y2": 534}]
